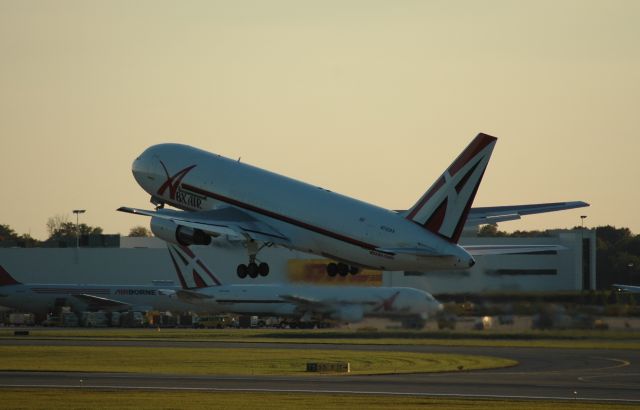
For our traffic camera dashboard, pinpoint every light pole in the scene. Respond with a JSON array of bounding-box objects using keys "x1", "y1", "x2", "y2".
[
  {"x1": 73, "y1": 209, "x2": 86, "y2": 248},
  {"x1": 580, "y1": 215, "x2": 588, "y2": 290}
]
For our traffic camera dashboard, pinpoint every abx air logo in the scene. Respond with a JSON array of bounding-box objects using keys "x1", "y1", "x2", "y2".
[{"x1": 157, "y1": 161, "x2": 205, "y2": 209}]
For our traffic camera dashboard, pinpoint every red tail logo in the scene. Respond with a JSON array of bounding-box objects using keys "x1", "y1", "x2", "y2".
[
  {"x1": 157, "y1": 161, "x2": 197, "y2": 200},
  {"x1": 0, "y1": 265, "x2": 21, "y2": 286},
  {"x1": 374, "y1": 291, "x2": 400, "y2": 312},
  {"x1": 167, "y1": 245, "x2": 222, "y2": 289}
]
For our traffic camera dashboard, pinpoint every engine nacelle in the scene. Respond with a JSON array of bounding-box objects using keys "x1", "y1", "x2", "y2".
[
  {"x1": 330, "y1": 305, "x2": 364, "y2": 323},
  {"x1": 150, "y1": 217, "x2": 211, "y2": 246}
]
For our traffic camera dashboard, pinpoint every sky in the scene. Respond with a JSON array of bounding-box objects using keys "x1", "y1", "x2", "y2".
[{"x1": 1, "y1": 0, "x2": 639, "y2": 240}]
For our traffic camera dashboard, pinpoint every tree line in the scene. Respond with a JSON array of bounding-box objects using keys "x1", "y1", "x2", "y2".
[{"x1": 0, "y1": 214, "x2": 151, "y2": 247}]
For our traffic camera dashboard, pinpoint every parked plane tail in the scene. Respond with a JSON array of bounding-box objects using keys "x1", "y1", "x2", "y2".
[
  {"x1": 167, "y1": 244, "x2": 222, "y2": 289},
  {"x1": 0, "y1": 265, "x2": 22, "y2": 286},
  {"x1": 404, "y1": 133, "x2": 497, "y2": 243}
]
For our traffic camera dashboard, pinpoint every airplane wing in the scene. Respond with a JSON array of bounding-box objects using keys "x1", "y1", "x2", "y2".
[
  {"x1": 465, "y1": 201, "x2": 589, "y2": 227},
  {"x1": 175, "y1": 289, "x2": 214, "y2": 302},
  {"x1": 279, "y1": 294, "x2": 323, "y2": 306},
  {"x1": 118, "y1": 206, "x2": 290, "y2": 244},
  {"x1": 463, "y1": 244, "x2": 565, "y2": 256},
  {"x1": 612, "y1": 284, "x2": 640, "y2": 293},
  {"x1": 279, "y1": 294, "x2": 376, "y2": 309},
  {"x1": 71, "y1": 294, "x2": 131, "y2": 310}
]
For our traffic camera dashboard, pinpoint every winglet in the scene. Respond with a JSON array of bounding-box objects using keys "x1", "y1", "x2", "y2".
[
  {"x1": 0, "y1": 265, "x2": 21, "y2": 286},
  {"x1": 166, "y1": 244, "x2": 222, "y2": 289},
  {"x1": 405, "y1": 133, "x2": 497, "y2": 243}
]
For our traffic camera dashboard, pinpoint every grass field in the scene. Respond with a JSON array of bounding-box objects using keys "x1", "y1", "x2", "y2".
[
  {"x1": 0, "y1": 345, "x2": 516, "y2": 375},
  {"x1": 2, "y1": 327, "x2": 639, "y2": 350},
  {"x1": 0, "y1": 389, "x2": 635, "y2": 410}
]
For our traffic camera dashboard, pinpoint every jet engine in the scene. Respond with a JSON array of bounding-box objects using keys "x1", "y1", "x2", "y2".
[
  {"x1": 150, "y1": 217, "x2": 211, "y2": 246},
  {"x1": 330, "y1": 305, "x2": 364, "y2": 323}
]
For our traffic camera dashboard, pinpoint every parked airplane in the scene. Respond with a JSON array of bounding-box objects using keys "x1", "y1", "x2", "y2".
[
  {"x1": 161, "y1": 244, "x2": 442, "y2": 326},
  {"x1": 0, "y1": 265, "x2": 193, "y2": 318},
  {"x1": 120, "y1": 133, "x2": 583, "y2": 278}
]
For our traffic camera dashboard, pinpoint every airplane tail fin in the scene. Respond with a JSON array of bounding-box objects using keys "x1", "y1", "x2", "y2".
[
  {"x1": 0, "y1": 265, "x2": 22, "y2": 286},
  {"x1": 404, "y1": 133, "x2": 497, "y2": 243},
  {"x1": 166, "y1": 244, "x2": 222, "y2": 289}
]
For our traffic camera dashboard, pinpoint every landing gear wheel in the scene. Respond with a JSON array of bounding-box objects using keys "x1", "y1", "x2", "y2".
[
  {"x1": 327, "y1": 263, "x2": 338, "y2": 277},
  {"x1": 258, "y1": 262, "x2": 270, "y2": 276},
  {"x1": 237, "y1": 264, "x2": 248, "y2": 279},
  {"x1": 248, "y1": 262, "x2": 259, "y2": 278},
  {"x1": 349, "y1": 266, "x2": 360, "y2": 275},
  {"x1": 337, "y1": 263, "x2": 349, "y2": 277}
]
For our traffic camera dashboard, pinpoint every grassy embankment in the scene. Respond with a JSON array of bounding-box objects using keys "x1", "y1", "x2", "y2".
[
  {"x1": 1, "y1": 390, "x2": 635, "y2": 410},
  {"x1": 0, "y1": 345, "x2": 515, "y2": 375},
  {"x1": 1, "y1": 327, "x2": 639, "y2": 349}
]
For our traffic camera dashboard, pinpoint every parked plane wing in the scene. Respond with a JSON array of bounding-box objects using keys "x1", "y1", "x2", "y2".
[
  {"x1": 279, "y1": 294, "x2": 323, "y2": 306},
  {"x1": 463, "y1": 244, "x2": 565, "y2": 256},
  {"x1": 71, "y1": 294, "x2": 131, "y2": 309},
  {"x1": 280, "y1": 294, "x2": 377, "y2": 307},
  {"x1": 465, "y1": 201, "x2": 589, "y2": 227},
  {"x1": 612, "y1": 284, "x2": 640, "y2": 293},
  {"x1": 176, "y1": 289, "x2": 214, "y2": 301}
]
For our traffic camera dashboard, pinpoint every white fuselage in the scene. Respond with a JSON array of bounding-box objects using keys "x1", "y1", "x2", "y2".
[
  {"x1": 132, "y1": 144, "x2": 474, "y2": 271},
  {"x1": 0, "y1": 284, "x2": 193, "y2": 316},
  {"x1": 178, "y1": 284, "x2": 441, "y2": 322}
]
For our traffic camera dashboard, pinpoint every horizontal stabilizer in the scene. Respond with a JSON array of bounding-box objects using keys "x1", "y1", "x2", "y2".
[
  {"x1": 466, "y1": 201, "x2": 589, "y2": 227},
  {"x1": 463, "y1": 244, "x2": 565, "y2": 256},
  {"x1": 374, "y1": 247, "x2": 439, "y2": 257}
]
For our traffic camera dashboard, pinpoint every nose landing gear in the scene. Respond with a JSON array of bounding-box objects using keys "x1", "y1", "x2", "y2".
[{"x1": 326, "y1": 262, "x2": 360, "y2": 277}]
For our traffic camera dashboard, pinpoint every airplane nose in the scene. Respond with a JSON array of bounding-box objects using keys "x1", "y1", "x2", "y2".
[
  {"x1": 468, "y1": 258, "x2": 476, "y2": 268},
  {"x1": 131, "y1": 148, "x2": 163, "y2": 190}
]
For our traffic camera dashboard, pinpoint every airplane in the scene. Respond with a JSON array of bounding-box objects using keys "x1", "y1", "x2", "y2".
[
  {"x1": 119, "y1": 133, "x2": 586, "y2": 279},
  {"x1": 162, "y1": 244, "x2": 443, "y2": 326},
  {"x1": 0, "y1": 265, "x2": 194, "y2": 319},
  {"x1": 612, "y1": 284, "x2": 640, "y2": 293}
]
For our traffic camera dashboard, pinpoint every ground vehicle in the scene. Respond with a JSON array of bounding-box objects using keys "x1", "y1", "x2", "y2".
[{"x1": 194, "y1": 315, "x2": 236, "y2": 329}]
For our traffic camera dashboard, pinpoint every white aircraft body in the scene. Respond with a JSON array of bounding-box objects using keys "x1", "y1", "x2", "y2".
[
  {"x1": 120, "y1": 133, "x2": 585, "y2": 278},
  {"x1": 163, "y1": 244, "x2": 442, "y2": 324},
  {"x1": 0, "y1": 265, "x2": 192, "y2": 317}
]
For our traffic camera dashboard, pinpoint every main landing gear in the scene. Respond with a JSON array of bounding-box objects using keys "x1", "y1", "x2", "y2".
[
  {"x1": 326, "y1": 262, "x2": 360, "y2": 277},
  {"x1": 236, "y1": 240, "x2": 271, "y2": 279},
  {"x1": 237, "y1": 261, "x2": 269, "y2": 279}
]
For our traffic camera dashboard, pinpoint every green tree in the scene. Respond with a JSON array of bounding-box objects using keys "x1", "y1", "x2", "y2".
[
  {"x1": 47, "y1": 221, "x2": 103, "y2": 241},
  {"x1": 477, "y1": 225, "x2": 506, "y2": 237},
  {"x1": 0, "y1": 224, "x2": 18, "y2": 242},
  {"x1": 129, "y1": 225, "x2": 151, "y2": 237}
]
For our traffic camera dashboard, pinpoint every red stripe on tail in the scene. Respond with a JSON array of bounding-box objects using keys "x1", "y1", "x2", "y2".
[{"x1": 449, "y1": 133, "x2": 496, "y2": 176}]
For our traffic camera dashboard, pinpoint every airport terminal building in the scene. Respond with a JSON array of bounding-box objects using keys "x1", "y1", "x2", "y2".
[{"x1": 0, "y1": 229, "x2": 596, "y2": 294}]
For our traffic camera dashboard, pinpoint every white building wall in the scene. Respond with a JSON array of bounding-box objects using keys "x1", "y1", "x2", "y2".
[{"x1": 384, "y1": 229, "x2": 596, "y2": 293}]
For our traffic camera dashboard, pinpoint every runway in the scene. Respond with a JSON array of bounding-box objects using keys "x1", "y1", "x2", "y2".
[{"x1": 1, "y1": 339, "x2": 638, "y2": 403}]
